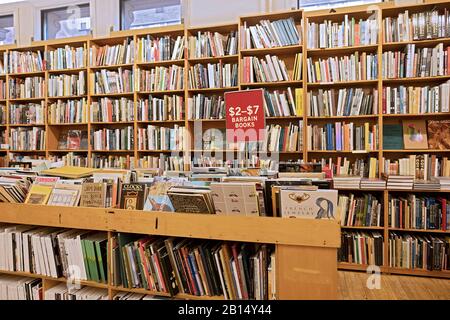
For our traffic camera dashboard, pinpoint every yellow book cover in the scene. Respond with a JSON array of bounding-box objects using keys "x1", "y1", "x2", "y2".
[
  {"x1": 25, "y1": 185, "x2": 53, "y2": 205},
  {"x1": 41, "y1": 166, "x2": 97, "y2": 179},
  {"x1": 314, "y1": 61, "x2": 321, "y2": 82},
  {"x1": 295, "y1": 88, "x2": 303, "y2": 116}
]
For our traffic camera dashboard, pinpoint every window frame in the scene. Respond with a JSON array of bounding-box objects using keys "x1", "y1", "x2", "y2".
[
  {"x1": 119, "y1": 0, "x2": 183, "y2": 31},
  {"x1": 41, "y1": 3, "x2": 91, "y2": 41},
  {"x1": 297, "y1": 0, "x2": 382, "y2": 11},
  {"x1": 0, "y1": 13, "x2": 15, "y2": 45}
]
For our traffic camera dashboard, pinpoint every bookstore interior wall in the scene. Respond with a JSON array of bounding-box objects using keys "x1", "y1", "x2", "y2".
[{"x1": 0, "y1": 0, "x2": 449, "y2": 301}]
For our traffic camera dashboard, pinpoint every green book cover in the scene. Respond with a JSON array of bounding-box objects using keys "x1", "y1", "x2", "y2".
[
  {"x1": 383, "y1": 124, "x2": 404, "y2": 150},
  {"x1": 87, "y1": 239, "x2": 100, "y2": 283},
  {"x1": 80, "y1": 239, "x2": 92, "y2": 281},
  {"x1": 95, "y1": 239, "x2": 107, "y2": 284}
]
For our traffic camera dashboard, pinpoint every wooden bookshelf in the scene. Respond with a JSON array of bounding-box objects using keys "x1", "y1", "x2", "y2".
[
  {"x1": 0, "y1": 203, "x2": 340, "y2": 300},
  {"x1": 0, "y1": 0, "x2": 449, "y2": 281}
]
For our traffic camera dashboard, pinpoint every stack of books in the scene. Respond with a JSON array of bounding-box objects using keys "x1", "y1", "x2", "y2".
[
  {"x1": 437, "y1": 177, "x2": 450, "y2": 191},
  {"x1": 333, "y1": 176, "x2": 361, "y2": 189},
  {"x1": 413, "y1": 179, "x2": 441, "y2": 191},
  {"x1": 360, "y1": 178, "x2": 386, "y2": 190},
  {"x1": 386, "y1": 175, "x2": 414, "y2": 190}
]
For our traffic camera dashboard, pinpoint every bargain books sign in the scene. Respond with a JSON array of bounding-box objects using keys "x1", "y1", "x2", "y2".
[{"x1": 225, "y1": 89, "x2": 266, "y2": 143}]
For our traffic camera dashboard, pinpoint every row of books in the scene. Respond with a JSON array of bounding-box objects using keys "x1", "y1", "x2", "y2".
[
  {"x1": 47, "y1": 72, "x2": 86, "y2": 97},
  {"x1": 137, "y1": 95, "x2": 184, "y2": 122},
  {"x1": 137, "y1": 35, "x2": 185, "y2": 62},
  {"x1": 383, "y1": 154, "x2": 450, "y2": 180},
  {"x1": 10, "y1": 127, "x2": 46, "y2": 151},
  {"x1": 58, "y1": 130, "x2": 88, "y2": 151},
  {"x1": 240, "y1": 17, "x2": 301, "y2": 49},
  {"x1": 0, "y1": 276, "x2": 42, "y2": 300},
  {"x1": 46, "y1": 45, "x2": 87, "y2": 70},
  {"x1": 242, "y1": 54, "x2": 301, "y2": 83},
  {"x1": 307, "y1": 122, "x2": 378, "y2": 151},
  {"x1": 382, "y1": 44, "x2": 450, "y2": 79},
  {"x1": 188, "y1": 62, "x2": 238, "y2": 89},
  {"x1": 313, "y1": 157, "x2": 379, "y2": 179},
  {"x1": 263, "y1": 87, "x2": 303, "y2": 118},
  {"x1": 339, "y1": 193, "x2": 383, "y2": 227},
  {"x1": 48, "y1": 99, "x2": 88, "y2": 124},
  {"x1": 262, "y1": 122, "x2": 303, "y2": 153},
  {"x1": 339, "y1": 231, "x2": 384, "y2": 266},
  {"x1": 138, "y1": 155, "x2": 185, "y2": 172},
  {"x1": 91, "y1": 155, "x2": 134, "y2": 170},
  {"x1": 387, "y1": 119, "x2": 450, "y2": 151},
  {"x1": 382, "y1": 81, "x2": 450, "y2": 114},
  {"x1": 307, "y1": 16, "x2": 378, "y2": 49},
  {"x1": 307, "y1": 52, "x2": 378, "y2": 83},
  {"x1": 91, "y1": 98, "x2": 135, "y2": 123},
  {"x1": 92, "y1": 68, "x2": 133, "y2": 94},
  {"x1": 112, "y1": 234, "x2": 274, "y2": 299},
  {"x1": 92, "y1": 127, "x2": 134, "y2": 151},
  {"x1": 308, "y1": 88, "x2": 378, "y2": 117},
  {"x1": 9, "y1": 103, "x2": 45, "y2": 125},
  {"x1": 383, "y1": 9, "x2": 450, "y2": 43},
  {"x1": 389, "y1": 233, "x2": 450, "y2": 271},
  {"x1": 9, "y1": 77, "x2": 45, "y2": 99},
  {"x1": 45, "y1": 285, "x2": 109, "y2": 300},
  {"x1": 90, "y1": 38, "x2": 135, "y2": 66},
  {"x1": 136, "y1": 65, "x2": 184, "y2": 92},
  {"x1": 5, "y1": 50, "x2": 45, "y2": 74},
  {"x1": 188, "y1": 94, "x2": 225, "y2": 120},
  {"x1": 388, "y1": 195, "x2": 449, "y2": 231},
  {"x1": 49, "y1": 153, "x2": 88, "y2": 168},
  {"x1": 188, "y1": 31, "x2": 238, "y2": 58},
  {"x1": 137, "y1": 125, "x2": 185, "y2": 151},
  {"x1": 0, "y1": 225, "x2": 108, "y2": 282}
]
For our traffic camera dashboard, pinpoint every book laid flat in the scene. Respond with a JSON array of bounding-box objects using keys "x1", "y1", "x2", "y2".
[
  {"x1": 402, "y1": 119, "x2": 428, "y2": 150},
  {"x1": 41, "y1": 166, "x2": 97, "y2": 179},
  {"x1": 428, "y1": 120, "x2": 450, "y2": 150},
  {"x1": 383, "y1": 124, "x2": 404, "y2": 150},
  {"x1": 280, "y1": 189, "x2": 338, "y2": 220},
  {"x1": 24, "y1": 185, "x2": 53, "y2": 205}
]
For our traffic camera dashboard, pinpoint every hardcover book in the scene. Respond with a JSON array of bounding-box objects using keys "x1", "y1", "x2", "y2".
[
  {"x1": 47, "y1": 184, "x2": 82, "y2": 207},
  {"x1": 402, "y1": 120, "x2": 428, "y2": 149},
  {"x1": 280, "y1": 189, "x2": 339, "y2": 220},
  {"x1": 210, "y1": 182, "x2": 260, "y2": 216},
  {"x1": 80, "y1": 183, "x2": 107, "y2": 208},
  {"x1": 427, "y1": 120, "x2": 450, "y2": 150},
  {"x1": 25, "y1": 185, "x2": 53, "y2": 205},
  {"x1": 383, "y1": 124, "x2": 404, "y2": 150},
  {"x1": 119, "y1": 183, "x2": 146, "y2": 210},
  {"x1": 167, "y1": 187, "x2": 214, "y2": 214}
]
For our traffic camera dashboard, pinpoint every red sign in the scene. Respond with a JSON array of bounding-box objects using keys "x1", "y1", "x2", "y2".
[{"x1": 225, "y1": 89, "x2": 266, "y2": 142}]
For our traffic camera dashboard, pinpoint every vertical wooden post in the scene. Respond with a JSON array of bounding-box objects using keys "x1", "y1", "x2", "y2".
[{"x1": 276, "y1": 244, "x2": 338, "y2": 300}]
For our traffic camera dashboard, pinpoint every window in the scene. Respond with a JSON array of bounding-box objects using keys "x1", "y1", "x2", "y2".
[
  {"x1": 0, "y1": 14, "x2": 14, "y2": 45},
  {"x1": 41, "y1": 4, "x2": 91, "y2": 40},
  {"x1": 298, "y1": 0, "x2": 381, "y2": 11},
  {"x1": 120, "y1": 0, "x2": 181, "y2": 30}
]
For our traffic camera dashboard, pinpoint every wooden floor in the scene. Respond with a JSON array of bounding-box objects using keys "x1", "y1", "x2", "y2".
[{"x1": 338, "y1": 271, "x2": 450, "y2": 300}]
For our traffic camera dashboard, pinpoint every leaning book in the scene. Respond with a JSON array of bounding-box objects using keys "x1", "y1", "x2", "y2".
[{"x1": 280, "y1": 189, "x2": 339, "y2": 220}]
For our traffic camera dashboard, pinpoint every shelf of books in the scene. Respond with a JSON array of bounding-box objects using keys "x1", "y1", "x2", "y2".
[{"x1": 0, "y1": 0, "x2": 449, "y2": 291}]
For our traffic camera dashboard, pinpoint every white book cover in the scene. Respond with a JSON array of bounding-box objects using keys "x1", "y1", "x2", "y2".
[{"x1": 280, "y1": 189, "x2": 338, "y2": 221}]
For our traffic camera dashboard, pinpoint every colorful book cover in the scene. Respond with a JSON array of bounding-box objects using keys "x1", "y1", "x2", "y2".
[
  {"x1": 402, "y1": 120, "x2": 428, "y2": 150},
  {"x1": 280, "y1": 189, "x2": 339, "y2": 220}
]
